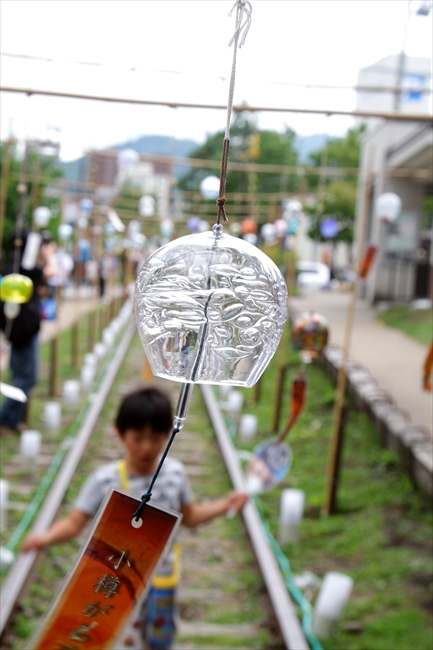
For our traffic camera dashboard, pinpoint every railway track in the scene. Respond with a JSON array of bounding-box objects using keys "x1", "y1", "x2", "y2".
[{"x1": 0, "y1": 312, "x2": 309, "y2": 650}]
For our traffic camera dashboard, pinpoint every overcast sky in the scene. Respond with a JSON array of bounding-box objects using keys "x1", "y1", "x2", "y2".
[{"x1": 1, "y1": 0, "x2": 432, "y2": 161}]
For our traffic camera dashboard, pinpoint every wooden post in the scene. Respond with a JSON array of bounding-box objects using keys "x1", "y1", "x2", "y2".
[
  {"x1": 271, "y1": 363, "x2": 288, "y2": 434},
  {"x1": 49, "y1": 335, "x2": 58, "y2": 397},
  {"x1": 0, "y1": 139, "x2": 13, "y2": 254},
  {"x1": 323, "y1": 163, "x2": 374, "y2": 515},
  {"x1": 325, "y1": 405, "x2": 348, "y2": 513},
  {"x1": 71, "y1": 322, "x2": 80, "y2": 370},
  {"x1": 87, "y1": 310, "x2": 96, "y2": 352}
]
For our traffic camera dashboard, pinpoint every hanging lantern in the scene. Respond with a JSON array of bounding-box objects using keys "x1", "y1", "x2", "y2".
[
  {"x1": 160, "y1": 218, "x2": 174, "y2": 239},
  {"x1": 78, "y1": 198, "x2": 94, "y2": 217},
  {"x1": 135, "y1": 225, "x2": 288, "y2": 388},
  {"x1": 200, "y1": 176, "x2": 220, "y2": 200},
  {"x1": 58, "y1": 224, "x2": 73, "y2": 240},
  {"x1": 274, "y1": 218, "x2": 287, "y2": 238},
  {"x1": 33, "y1": 206, "x2": 52, "y2": 228},
  {"x1": 292, "y1": 311, "x2": 328, "y2": 362},
  {"x1": 375, "y1": 192, "x2": 401, "y2": 222},
  {"x1": 187, "y1": 217, "x2": 202, "y2": 233},
  {"x1": 240, "y1": 219, "x2": 257, "y2": 235},
  {"x1": 261, "y1": 223, "x2": 277, "y2": 244},
  {"x1": 0, "y1": 274, "x2": 34, "y2": 304},
  {"x1": 139, "y1": 195, "x2": 155, "y2": 218}
]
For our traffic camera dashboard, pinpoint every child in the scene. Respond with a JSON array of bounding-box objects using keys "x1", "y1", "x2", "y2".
[{"x1": 23, "y1": 386, "x2": 248, "y2": 648}]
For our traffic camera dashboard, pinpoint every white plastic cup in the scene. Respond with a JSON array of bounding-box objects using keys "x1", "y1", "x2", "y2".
[
  {"x1": 312, "y1": 572, "x2": 354, "y2": 638},
  {"x1": 83, "y1": 353, "x2": 97, "y2": 368},
  {"x1": 93, "y1": 343, "x2": 107, "y2": 359},
  {"x1": 20, "y1": 430, "x2": 42, "y2": 474},
  {"x1": 224, "y1": 390, "x2": 244, "y2": 414},
  {"x1": 102, "y1": 329, "x2": 114, "y2": 348},
  {"x1": 0, "y1": 479, "x2": 8, "y2": 532},
  {"x1": 238, "y1": 414, "x2": 258, "y2": 441},
  {"x1": 80, "y1": 365, "x2": 95, "y2": 388},
  {"x1": 63, "y1": 379, "x2": 80, "y2": 405},
  {"x1": 278, "y1": 489, "x2": 305, "y2": 544},
  {"x1": 44, "y1": 402, "x2": 62, "y2": 432}
]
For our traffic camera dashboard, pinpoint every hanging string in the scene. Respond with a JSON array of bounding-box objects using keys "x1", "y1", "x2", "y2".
[
  {"x1": 217, "y1": 0, "x2": 253, "y2": 225},
  {"x1": 132, "y1": 2, "x2": 253, "y2": 522}
]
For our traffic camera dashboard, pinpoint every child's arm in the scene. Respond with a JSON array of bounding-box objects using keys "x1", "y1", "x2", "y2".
[
  {"x1": 21, "y1": 509, "x2": 91, "y2": 552},
  {"x1": 180, "y1": 491, "x2": 248, "y2": 528}
]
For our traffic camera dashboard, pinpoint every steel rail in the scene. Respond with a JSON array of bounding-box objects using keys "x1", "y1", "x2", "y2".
[
  {"x1": 0, "y1": 321, "x2": 136, "y2": 637},
  {"x1": 1, "y1": 85, "x2": 433, "y2": 122},
  {"x1": 200, "y1": 384, "x2": 309, "y2": 650}
]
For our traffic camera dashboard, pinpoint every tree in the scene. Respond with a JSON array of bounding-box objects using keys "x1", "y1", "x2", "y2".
[
  {"x1": 304, "y1": 125, "x2": 366, "y2": 244},
  {"x1": 177, "y1": 112, "x2": 299, "y2": 220},
  {"x1": 1, "y1": 141, "x2": 63, "y2": 264}
]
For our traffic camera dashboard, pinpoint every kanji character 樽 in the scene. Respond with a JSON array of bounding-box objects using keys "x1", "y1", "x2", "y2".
[
  {"x1": 94, "y1": 573, "x2": 121, "y2": 598},
  {"x1": 108, "y1": 549, "x2": 131, "y2": 571},
  {"x1": 82, "y1": 600, "x2": 112, "y2": 618},
  {"x1": 69, "y1": 622, "x2": 97, "y2": 643}
]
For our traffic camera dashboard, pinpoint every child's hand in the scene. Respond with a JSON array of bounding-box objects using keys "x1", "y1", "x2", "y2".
[
  {"x1": 225, "y1": 490, "x2": 249, "y2": 516},
  {"x1": 21, "y1": 533, "x2": 48, "y2": 552}
]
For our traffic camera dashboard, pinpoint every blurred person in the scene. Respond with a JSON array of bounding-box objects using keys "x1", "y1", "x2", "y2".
[
  {"x1": 0, "y1": 230, "x2": 54, "y2": 433},
  {"x1": 23, "y1": 386, "x2": 248, "y2": 649},
  {"x1": 45, "y1": 243, "x2": 74, "y2": 299}
]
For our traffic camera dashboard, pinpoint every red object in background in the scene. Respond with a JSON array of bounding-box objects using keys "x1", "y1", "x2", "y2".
[
  {"x1": 240, "y1": 218, "x2": 257, "y2": 235},
  {"x1": 423, "y1": 341, "x2": 433, "y2": 392},
  {"x1": 359, "y1": 245, "x2": 378, "y2": 279},
  {"x1": 277, "y1": 372, "x2": 307, "y2": 443}
]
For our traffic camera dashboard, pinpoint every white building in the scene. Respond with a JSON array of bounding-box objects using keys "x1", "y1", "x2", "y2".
[{"x1": 355, "y1": 56, "x2": 432, "y2": 303}]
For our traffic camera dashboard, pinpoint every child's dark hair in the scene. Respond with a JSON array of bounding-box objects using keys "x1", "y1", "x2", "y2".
[{"x1": 115, "y1": 387, "x2": 173, "y2": 436}]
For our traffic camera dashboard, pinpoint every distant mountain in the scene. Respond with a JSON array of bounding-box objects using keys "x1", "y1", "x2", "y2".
[
  {"x1": 61, "y1": 133, "x2": 332, "y2": 183},
  {"x1": 61, "y1": 135, "x2": 200, "y2": 183},
  {"x1": 294, "y1": 134, "x2": 330, "y2": 165}
]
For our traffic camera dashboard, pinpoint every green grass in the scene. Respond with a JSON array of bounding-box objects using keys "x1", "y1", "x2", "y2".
[
  {"x1": 377, "y1": 305, "x2": 432, "y2": 346},
  {"x1": 230, "y1": 335, "x2": 433, "y2": 650}
]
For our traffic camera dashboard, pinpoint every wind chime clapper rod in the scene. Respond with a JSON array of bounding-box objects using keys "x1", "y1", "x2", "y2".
[{"x1": 131, "y1": 382, "x2": 194, "y2": 524}]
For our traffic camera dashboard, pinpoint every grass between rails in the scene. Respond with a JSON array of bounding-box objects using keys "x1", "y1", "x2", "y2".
[
  {"x1": 230, "y1": 334, "x2": 433, "y2": 650},
  {"x1": 377, "y1": 305, "x2": 432, "y2": 346}
]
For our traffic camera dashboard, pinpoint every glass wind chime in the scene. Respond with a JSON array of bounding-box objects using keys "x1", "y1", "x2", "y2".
[{"x1": 132, "y1": 0, "x2": 292, "y2": 518}]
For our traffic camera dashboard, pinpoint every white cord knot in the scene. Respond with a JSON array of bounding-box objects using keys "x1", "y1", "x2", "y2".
[{"x1": 228, "y1": 0, "x2": 252, "y2": 49}]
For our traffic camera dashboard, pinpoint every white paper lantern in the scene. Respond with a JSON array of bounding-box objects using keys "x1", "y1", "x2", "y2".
[
  {"x1": 279, "y1": 489, "x2": 305, "y2": 544},
  {"x1": 63, "y1": 379, "x2": 80, "y2": 405},
  {"x1": 312, "y1": 572, "x2": 354, "y2": 638},
  {"x1": 375, "y1": 192, "x2": 401, "y2": 223},
  {"x1": 44, "y1": 402, "x2": 62, "y2": 432},
  {"x1": 80, "y1": 365, "x2": 95, "y2": 388},
  {"x1": 117, "y1": 149, "x2": 140, "y2": 166},
  {"x1": 135, "y1": 226, "x2": 288, "y2": 387},
  {"x1": 224, "y1": 390, "x2": 244, "y2": 414},
  {"x1": 200, "y1": 176, "x2": 220, "y2": 200},
  {"x1": 84, "y1": 352, "x2": 97, "y2": 368},
  {"x1": 93, "y1": 342, "x2": 107, "y2": 359},
  {"x1": 238, "y1": 414, "x2": 258, "y2": 440},
  {"x1": 139, "y1": 195, "x2": 156, "y2": 217},
  {"x1": 33, "y1": 206, "x2": 52, "y2": 228},
  {"x1": 20, "y1": 429, "x2": 41, "y2": 474}
]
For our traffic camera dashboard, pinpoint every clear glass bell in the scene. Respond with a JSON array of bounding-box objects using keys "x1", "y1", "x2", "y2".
[{"x1": 135, "y1": 225, "x2": 288, "y2": 387}]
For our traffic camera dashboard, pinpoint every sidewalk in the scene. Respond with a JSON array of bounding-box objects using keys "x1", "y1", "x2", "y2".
[
  {"x1": 39, "y1": 286, "x2": 122, "y2": 344},
  {"x1": 291, "y1": 290, "x2": 432, "y2": 438}
]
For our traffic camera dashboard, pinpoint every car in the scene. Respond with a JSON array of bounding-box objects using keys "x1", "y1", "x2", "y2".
[{"x1": 296, "y1": 261, "x2": 330, "y2": 290}]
